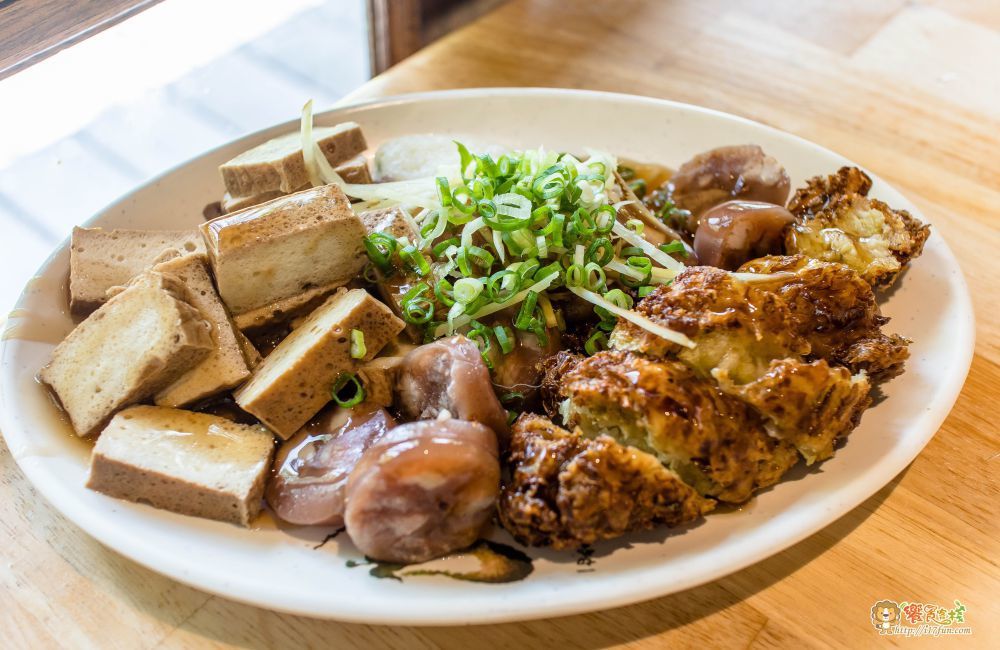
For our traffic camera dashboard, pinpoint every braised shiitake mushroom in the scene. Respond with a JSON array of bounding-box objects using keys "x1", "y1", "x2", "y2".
[
  {"x1": 693, "y1": 200, "x2": 795, "y2": 270},
  {"x1": 671, "y1": 145, "x2": 791, "y2": 231}
]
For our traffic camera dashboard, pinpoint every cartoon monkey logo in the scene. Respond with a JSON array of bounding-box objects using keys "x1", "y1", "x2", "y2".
[{"x1": 871, "y1": 600, "x2": 901, "y2": 630}]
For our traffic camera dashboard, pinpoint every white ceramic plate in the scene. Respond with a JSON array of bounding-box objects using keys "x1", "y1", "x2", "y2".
[{"x1": 0, "y1": 89, "x2": 974, "y2": 624}]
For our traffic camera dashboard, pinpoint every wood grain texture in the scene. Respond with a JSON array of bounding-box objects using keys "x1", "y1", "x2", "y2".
[
  {"x1": 0, "y1": 0, "x2": 162, "y2": 79},
  {"x1": 2, "y1": 0, "x2": 998, "y2": 647}
]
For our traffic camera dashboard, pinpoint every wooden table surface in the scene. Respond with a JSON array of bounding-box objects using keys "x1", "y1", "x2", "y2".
[
  {"x1": 0, "y1": 0, "x2": 162, "y2": 80},
  {"x1": 2, "y1": 1, "x2": 998, "y2": 647}
]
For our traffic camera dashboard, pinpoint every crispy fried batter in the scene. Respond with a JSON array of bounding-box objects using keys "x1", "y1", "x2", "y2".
[
  {"x1": 720, "y1": 358, "x2": 871, "y2": 464},
  {"x1": 609, "y1": 266, "x2": 810, "y2": 384},
  {"x1": 561, "y1": 351, "x2": 798, "y2": 503},
  {"x1": 538, "y1": 351, "x2": 584, "y2": 420},
  {"x1": 738, "y1": 255, "x2": 910, "y2": 381},
  {"x1": 604, "y1": 267, "x2": 872, "y2": 466},
  {"x1": 498, "y1": 414, "x2": 714, "y2": 549},
  {"x1": 787, "y1": 166, "x2": 873, "y2": 214},
  {"x1": 785, "y1": 167, "x2": 930, "y2": 288}
]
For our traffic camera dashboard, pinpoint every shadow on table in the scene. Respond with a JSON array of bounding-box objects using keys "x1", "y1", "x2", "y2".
[{"x1": 85, "y1": 465, "x2": 908, "y2": 649}]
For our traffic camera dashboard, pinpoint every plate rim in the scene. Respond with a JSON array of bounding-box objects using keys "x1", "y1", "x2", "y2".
[{"x1": 0, "y1": 87, "x2": 976, "y2": 625}]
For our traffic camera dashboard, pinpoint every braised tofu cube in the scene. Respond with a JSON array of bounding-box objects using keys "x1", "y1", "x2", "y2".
[
  {"x1": 151, "y1": 254, "x2": 255, "y2": 407},
  {"x1": 219, "y1": 122, "x2": 367, "y2": 196},
  {"x1": 69, "y1": 227, "x2": 205, "y2": 314},
  {"x1": 87, "y1": 406, "x2": 275, "y2": 526},
  {"x1": 234, "y1": 289, "x2": 404, "y2": 438},
  {"x1": 200, "y1": 184, "x2": 367, "y2": 329},
  {"x1": 40, "y1": 271, "x2": 213, "y2": 437}
]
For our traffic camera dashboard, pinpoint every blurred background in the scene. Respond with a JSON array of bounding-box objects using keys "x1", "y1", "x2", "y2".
[{"x1": 0, "y1": 0, "x2": 505, "y2": 313}]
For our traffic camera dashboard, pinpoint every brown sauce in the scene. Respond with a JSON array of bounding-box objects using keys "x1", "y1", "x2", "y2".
[
  {"x1": 6, "y1": 375, "x2": 92, "y2": 463},
  {"x1": 621, "y1": 159, "x2": 674, "y2": 191},
  {"x1": 618, "y1": 159, "x2": 674, "y2": 198},
  {"x1": 346, "y1": 539, "x2": 533, "y2": 584},
  {"x1": 2, "y1": 275, "x2": 74, "y2": 344}
]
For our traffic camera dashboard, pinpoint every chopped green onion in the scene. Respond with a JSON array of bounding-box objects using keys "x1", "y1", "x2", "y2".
[
  {"x1": 532, "y1": 165, "x2": 567, "y2": 200},
  {"x1": 627, "y1": 255, "x2": 653, "y2": 278},
  {"x1": 436, "y1": 177, "x2": 452, "y2": 206},
  {"x1": 538, "y1": 212, "x2": 565, "y2": 247},
  {"x1": 456, "y1": 141, "x2": 476, "y2": 180},
  {"x1": 492, "y1": 228, "x2": 506, "y2": 264},
  {"x1": 400, "y1": 283, "x2": 434, "y2": 324},
  {"x1": 456, "y1": 245, "x2": 494, "y2": 276},
  {"x1": 435, "y1": 270, "x2": 557, "y2": 336},
  {"x1": 470, "y1": 178, "x2": 493, "y2": 200},
  {"x1": 604, "y1": 289, "x2": 634, "y2": 310},
  {"x1": 421, "y1": 208, "x2": 449, "y2": 245},
  {"x1": 399, "y1": 244, "x2": 431, "y2": 276},
  {"x1": 531, "y1": 320, "x2": 549, "y2": 347},
  {"x1": 498, "y1": 154, "x2": 514, "y2": 176},
  {"x1": 432, "y1": 236, "x2": 460, "y2": 258},
  {"x1": 361, "y1": 262, "x2": 379, "y2": 284},
  {"x1": 530, "y1": 204, "x2": 553, "y2": 226},
  {"x1": 447, "y1": 301, "x2": 466, "y2": 328},
  {"x1": 509, "y1": 228, "x2": 535, "y2": 254},
  {"x1": 514, "y1": 291, "x2": 540, "y2": 330},
  {"x1": 434, "y1": 278, "x2": 455, "y2": 306},
  {"x1": 566, "y1": 263, "x2": 584, "y2": 287},
  {"x1": 534, "y1": 261, "x2": 562, "y2": 284},
  {"x1": 466, "y1": 319, "x2": 494, "y2": 368},
  {"x1": 583, "y1": 262, "x2": 607, "y2": 291},
  {"x1": 332, "y1": 373, "x2": 365, "y2": 408},
  {"x1": 452, "y1": 185, "x2": 476, "y2": 214},
  {"x1": 476, "y1": 154, "x2": 500, "y2": 179},
  {"x1": 638, "y1": 285, "x2": 656, "y2": 298},
  {"x1": 535, "y1": 234, "x2": 547, "y2": 258},
  {"x1": 585, "y1": 329, "x2": 608, "y2": 356},
  {"x1": 514, "y1": 258, "x2": 540, "y2": 283},
  {"x1": 460, "y1": 216, "x2": 486, "y2": 248},
  {"x1": 478, "y1": 199, "x2": 497, "y2": 220},
  {"x1": 483, "y1": 193, "x2": 532, "y2": 230},
  {"x1": 494, "y1": 192, "x2": 532, "y2": 220},
  {"x1": 586, "y1": 237, "x2": 614, "y2": 266},
  {"x1": 345, "y1": 141, "x2": 699, "y2": 353},
  {"x1": 571, "y1": 208, "x2": 596, "y2": 237},
  {"x1": 593, "y1": 205, "x2": 616, "y2": 233},
  {"x1": 487, "y1": 269, "x2": 520, "y2": 302},
  {"x1": 350, "y1": 329, "x2": 367, "y2": 359},
  {"x1": 620, "y1": 256, "x2": 652, "y2": 289},
  {"x1": 606, "y1": 258, "x2": 646, "y2": 281},
  {"x1": 454, "y1": 277, "x2": 484, "y2": 304},
  {"x1": 493, "y1": 324, "x2": 515, "y2": 354},
  {"x1": 363, "y1": 233, "x2": 398, "y2": 271},
  {"x1": 659, "y1": 240, "x2": 690, "y2": 257}
]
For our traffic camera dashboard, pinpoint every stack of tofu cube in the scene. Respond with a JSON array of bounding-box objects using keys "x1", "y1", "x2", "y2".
[{"x1": 41, "y1": 124, "x2": 405, "y2": 526}]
